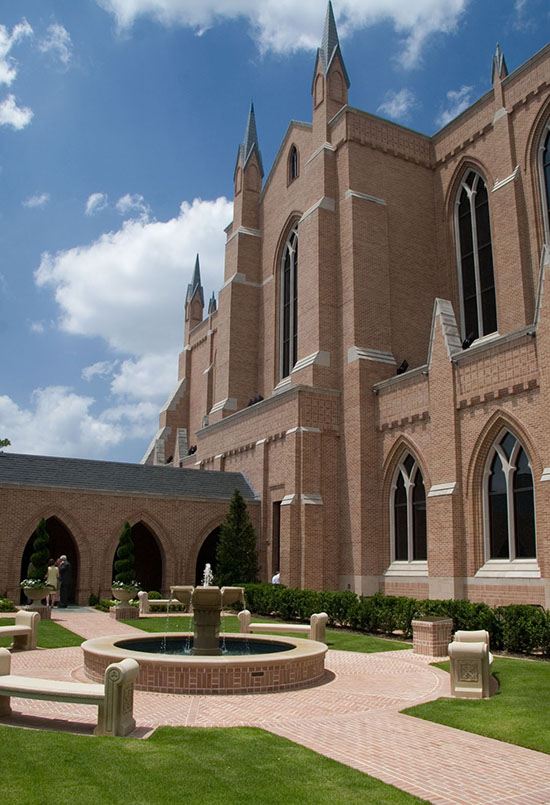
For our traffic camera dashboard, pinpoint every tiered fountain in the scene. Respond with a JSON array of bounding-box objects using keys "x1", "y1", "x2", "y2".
[{"x1": 82, "y1": 566, "x2": 327, "y2": 695}]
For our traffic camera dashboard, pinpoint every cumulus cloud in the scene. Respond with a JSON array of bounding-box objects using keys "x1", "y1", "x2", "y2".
[
  {"x1": 82, "y1": 360, "x2": 119, "y2": 381},
  {"x1": 38, "y1": 24, "x2": 73, "y2": 65},
  {"x1": 116, "y1": 193, "x2": 150, "y2": 218},
  {"x1": 377, "y1": 88, "x2": 417, "y2": 121},
  {"x1": 23, "y1": 192, "x2": 50, "y2": 209},
  {"x1": 35, "y1": 196, "x2": 232, "y2": 355},
  {"x1": 436, "y1": 84, "x2": 473, "y2": 128},
  {"x1": 0, "y1": 19, "x2": 33, "y2": 87},
  {"x1": 96, "y1": 0, "x2": 469, "y2": 67},
  {"x1": 85, "y1": 192, "x2": 109, "y2": 216},
  {"x1": 0, "y1": 94, "x2": 33, "y2": 130}
]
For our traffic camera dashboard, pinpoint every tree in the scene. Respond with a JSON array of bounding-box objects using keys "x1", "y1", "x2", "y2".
[
  {"x1": 29, "y1": 518, "x2": 51, "y2": 581},
  {"x1": 114, "y1": 522, "x2": 137, "y2": 585},
  {"x1": 214, "y1": 489, "x2": 259, "y2": 586},
  {"x1": 0, "y1": 438, "x2": 10, "y2": 448}
]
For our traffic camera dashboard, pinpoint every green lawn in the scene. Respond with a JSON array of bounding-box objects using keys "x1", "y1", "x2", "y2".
[
  {"x1": 0, "y1": 724, "x2": 428, "y2": 805},
  {"x1": 402, "y1": 656, "x2": 550, "y2": 754},
  {"x1": 125, "y1": 615, "x2": 412, "y2": 653},
  {"x1": 0, "y1": 618, "x2": 83, "y2": 649}
]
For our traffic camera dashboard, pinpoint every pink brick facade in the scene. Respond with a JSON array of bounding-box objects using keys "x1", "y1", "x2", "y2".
[{"x1": 146, "y1": 25, "x2": 550, "y2": 607}]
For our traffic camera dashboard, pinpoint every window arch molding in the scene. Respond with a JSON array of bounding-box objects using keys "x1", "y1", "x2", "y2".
[
  {"x1": 385, "y1": 445, "x2": 429, "y2": 572},
  {"x1": 276, "y1": 219, "x2": 300, "y2": 380},
  {"x1": 453, "y1": 167, "x2": 498, "y2": 343},
  {"x1": 287, "y1": 144, "x2": 299, "y2": 184},
  {"x1": 536, "y1": 118, "x2": 550, "y2": 244}
]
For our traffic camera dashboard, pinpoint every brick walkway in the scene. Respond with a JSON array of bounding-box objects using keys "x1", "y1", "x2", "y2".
[{"x1": 2, "y1": 608, "x2": 549, "y2": 805}]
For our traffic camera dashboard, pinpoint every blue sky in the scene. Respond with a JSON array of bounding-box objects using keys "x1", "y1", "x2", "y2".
[{"x1": 0, "y1": 0, "x2": 548, "y2": 463}]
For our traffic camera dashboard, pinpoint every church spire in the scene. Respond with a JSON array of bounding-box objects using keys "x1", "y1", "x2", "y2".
[
  {"x1": 312, "y1": 1, "x2": 350, "y2": 92},
  {"x1": 208, "y1": 291, "x2": 217, "y2": 315},
  {"x1": 186, "y1": 254, "x2": 204, "y2": 306},
  {"x1": 491, "y1": 43, "x2": 508, "y2": 84},
  {"x1": 237, "y1": 102, "x2": 264, "y2": 178}
]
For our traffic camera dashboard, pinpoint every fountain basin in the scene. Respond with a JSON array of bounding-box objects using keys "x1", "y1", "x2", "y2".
[{"x1": 82, "y1": 632, "x2": 327, "y2": 695}]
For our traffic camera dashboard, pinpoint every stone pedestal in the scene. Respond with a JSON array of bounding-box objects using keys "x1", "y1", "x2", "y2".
[
  {"x1": 109, "y1": 605, "x2": 139, "y2": 621},
  {"x1": 191, "y1": 586, "x2": 222, "y2": 656},
  {"x1": 412, "y1": 616, "x2": 453, "y2": 656}
]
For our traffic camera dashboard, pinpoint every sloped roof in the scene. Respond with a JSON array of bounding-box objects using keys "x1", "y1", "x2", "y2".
[{"x1": 0, "y1": 452, "x2": 256, "y2": 500}]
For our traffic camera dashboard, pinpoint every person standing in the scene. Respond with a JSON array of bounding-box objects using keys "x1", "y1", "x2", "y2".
[
  {"x1": 46, "y1": 558, "x2": 59, "y2": 607},
  {"x1": 58, "y1": 555, "x2": 72, "y2": 608}
]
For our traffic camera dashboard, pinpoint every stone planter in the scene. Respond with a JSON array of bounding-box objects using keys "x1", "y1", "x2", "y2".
[
  {"x1": 412, "y1": 616, "x2": 453, "y2": 657},
  {"x1": 111, "y1": 587, "x2": 138, "y2": 604},
  {"x1": 170, "y1": 586, "x2": 194, "y2": 607},
  {"x1": 23, "y1": 587, "x2": 49, "y2": 604}
]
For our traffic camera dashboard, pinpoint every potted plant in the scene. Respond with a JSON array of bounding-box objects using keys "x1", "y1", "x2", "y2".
[
  {"x1": 111, "y1": 522, "x2": 140, "y2": 603},
  {"x1": 20, "y1": 518, "x2": 53, "y2": 605}
]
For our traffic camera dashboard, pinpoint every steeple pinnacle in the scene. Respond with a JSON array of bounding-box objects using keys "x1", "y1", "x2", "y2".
[
  {"x1": 237, "y1": 102, "x2": 264, "y2": 178},
  {"x1": 491, "y1": 43, "x2": 508, "y2": 84},
  {"x1": 313, "y1": 1, "x2": 350, "y2": 90},
  {"x1": 208, "y1": 291, "x2": 217, "y2": 314},
  {"x1": 186, "y1": 254, "x2": 204, "y2": 306}
]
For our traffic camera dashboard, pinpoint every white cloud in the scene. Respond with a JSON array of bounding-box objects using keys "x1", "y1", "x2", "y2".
[
  {"x1": 110, "y1": 353, "x2": 177, "y2": 400},
  {"x1": 23, "y1": 192, "x2": 50, "y2": 209},
  {"x1": 82, "y1": 360, "x2": 119, "y2": 381},
  {"x1": 96, "y1": 0, "x2": 469, "y2": 67},
  {"x1": 0, "y1": 19, "x2": 33, "y2": 87},
  {"x1": 35, "y1": 196, "x2": 232, "y2": 356},
  {"x1": 29, "y1": 321, "x2": 46, "y2": 334},
  {"x1": 377, "y1": 88, "x2": 417, "y2": 121},
  {"x1": 436, "y1": 84, "x2": 473, "y2": 128},
  {"x1": 85, "y1": 192, "x2": 109, "y2": 216},
  {"x1": 39, "y1": 24, "x2": 73, "y2": 65},
  {"x1": 0, "y1": 387, "x2": 125, "y2": 458},
  {"x1": 0, "y1": 94, "x2": 33, "y2": 130},
  {"x1": 116, "y1": 193, "x2": 150, "y2": 218}
]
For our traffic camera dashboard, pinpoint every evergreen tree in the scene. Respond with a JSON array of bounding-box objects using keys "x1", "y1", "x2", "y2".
[
  {"x1": 114, "y1": 522, "x2": 137, "y2": 585},
  {"x1": 214, "y1": 489, "x2": 259, "y2": 586},
  {"x1": 29, "y1": 518, "x2": 50, "y2": 581}
]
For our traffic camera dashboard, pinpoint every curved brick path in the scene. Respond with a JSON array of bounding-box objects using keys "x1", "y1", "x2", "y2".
[{"x1": 2, "y1": 608, "x2": 550, "y2": 805}]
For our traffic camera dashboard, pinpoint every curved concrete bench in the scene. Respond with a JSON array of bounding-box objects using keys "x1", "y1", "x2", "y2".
[
  {"x1": 0, "y1": 611, "x2": 39, "y2": 650},
  {"x1": 137, "y1": 591, "x2": 181, "y2": 615},
  {"x1": 0, "y1": 647, "x2": 139, "y2": 736},
  {"x1": 238, "y1": 610, "x2": 328, "y2": 643}
]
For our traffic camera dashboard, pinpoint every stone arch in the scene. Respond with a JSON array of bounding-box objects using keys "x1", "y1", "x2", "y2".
[
  {"x1": 234, "y1": 166, "x2": 242, "y2": 195},
  {"x1": 328, "y1": 70, "x2": 345, "y2": 103},
  {"x1": 444, "y1": 157, "x2": 495, "y2": 217},
  {"x1": 287, "y1": 144, "x2": 299, "y2": 183},
  {"x1": 314, "y1": 73, "x2": 324, "y2": 107},
  {"x1": 244, "y1": 163, "x2": 260, "y2": 191},
  {"x1": 19, "y1": 514, "x2": 81, "y2": 605},
  {"x1": 525, "y1": 95, "x2": 550, "y2": 246},
  {"x1": 465, "y1": 409, "x2": 541, "y2": 570},
  {"x1": 191, "y1": 516, "x2": 226, "y2": 585},
  {"x1": 108, "y1": 512, "x2": 171, "y2": 595}
]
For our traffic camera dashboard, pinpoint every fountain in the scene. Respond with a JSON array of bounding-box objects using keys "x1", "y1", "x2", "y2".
[{"x1": 82, "y1": 569, "x2": 327, "y2": 695}]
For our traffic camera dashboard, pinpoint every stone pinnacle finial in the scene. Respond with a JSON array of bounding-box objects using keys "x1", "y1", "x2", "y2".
[
  {"x1": 187, "y1": 253, "x2": 204, "y2": 306},
  {"x1": 491, "y1": 42, "x2": 508, "y2": 84},
  {"x1": 208, "y1": 291, "x2": 217, "y2": 314},
  {"x1": 238, "y1": 102, "x2": 264, "y2": 178},
  {"x1": 312, "y1": 1, "x2": 350, "y2": 91}
]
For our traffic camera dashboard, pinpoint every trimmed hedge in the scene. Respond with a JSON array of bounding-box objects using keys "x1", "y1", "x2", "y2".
[
  {"x1": 0, "y1": 598, "x2": 17, "y2": 612},
  {"x1": 242, "y1": 583, "x2": 550, "y2": 656}
]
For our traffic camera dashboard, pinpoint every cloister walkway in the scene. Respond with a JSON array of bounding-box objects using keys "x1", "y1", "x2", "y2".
[{"x1": 1, "y1": 607, "x2": 549, "y2": 805}]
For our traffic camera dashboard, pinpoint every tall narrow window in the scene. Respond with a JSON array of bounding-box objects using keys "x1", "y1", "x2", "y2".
[
  {"x1": 456, "y1": 171, "x2": 497, "y2": 341},
  {"x1": 289, "y1": 146, "x2": 299, "y2": 182},
  {"x1": 391, "y1": 454, "x2": 427, "y2": 562},
  {"x1": 280, "y1": 226, "x2": 298, "y2": 378},
  {"x1": 485, "y1": 432, "x2": 536, "y2": 560},
  {"x1": 540, "y1": 126, "x2": 550, "y2": 242}
]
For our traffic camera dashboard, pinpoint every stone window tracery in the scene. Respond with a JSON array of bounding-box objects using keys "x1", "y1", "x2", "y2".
[
  {"x1": 539, "y1": 124, "x2": 550, "y2": 243},
  {"x1": 391, "y1": 453, "x2": 427, "y2": 563},
  {"x1": 288, "y1": 146, "x2": 299, "y2": 183},
  {"x1": 455, "y1": 171, "x2": 497, "y2": 342},
  {"x1": 280, "y1": 226, "x2": 298, "y2": 379}
]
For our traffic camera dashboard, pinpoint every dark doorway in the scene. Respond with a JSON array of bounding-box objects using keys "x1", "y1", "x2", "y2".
[
  {"x1": 272, "y1": 501, "x2": 281, "y2": 576},
  {"x1": 112, "y1": 522, "x2": 163, "y2": 593},
  {"x1": 20, "y1": 517, "x2": 79, "y2": 604},
  {"x1": 195, "y1": 527, "x2": 220, "y2": 585}
]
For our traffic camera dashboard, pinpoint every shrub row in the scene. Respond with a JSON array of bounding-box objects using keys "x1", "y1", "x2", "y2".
[{"x1": 242, "y1": 583, "x2": 550, "y2": 656}]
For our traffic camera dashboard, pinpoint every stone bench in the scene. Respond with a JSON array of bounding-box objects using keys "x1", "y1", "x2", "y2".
[
  {"x1": 238, "y1": 610, "x2": 328, "y2": 643},
  {"x1": 137, "y1": 591, "x2": 181, "y2": 616},
  {"x1": 448, "y1": 629, "x2": 494, "y2": 699},
  {"x1": 0, "y1": 647, "x2": 139, "y2": 736},
  {"x1": 0, "y1": 611, "x2": 39, "y2": 650}
]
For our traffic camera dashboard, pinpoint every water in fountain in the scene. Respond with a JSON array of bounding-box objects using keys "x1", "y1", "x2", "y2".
[{"x1": 201, "y1": 563, "x2": 214, "y2": 587}]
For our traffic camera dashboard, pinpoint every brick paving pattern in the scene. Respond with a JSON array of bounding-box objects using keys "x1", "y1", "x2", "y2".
[{"x1": 1, "y1": 608, "x2": 549, "y2": 804}]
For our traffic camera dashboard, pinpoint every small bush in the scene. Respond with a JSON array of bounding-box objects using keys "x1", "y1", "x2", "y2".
[
  {"x1": 88, "y1": 593, "x2": 100, "y2": 607},
  {"x1": 0, "y1": 598, "x2": 17, "y2": 612},
  {"x1": 148, "y1": 590, "x2": 162, "y2": 599}
]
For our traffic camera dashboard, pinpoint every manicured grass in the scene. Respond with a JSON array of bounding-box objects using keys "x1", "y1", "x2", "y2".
[
  {"x1": 0, "y1": 724, "x2": 428, "y2": 805},
  {"x1": 125, "y1": 615, "x2": 411, "y2": 653},
  {"x1": 402, "y1": 656, "x2": 550, "y2": 754},
  {"x1": 0, "y1": 618, "x2": 83, "y2": 649}
]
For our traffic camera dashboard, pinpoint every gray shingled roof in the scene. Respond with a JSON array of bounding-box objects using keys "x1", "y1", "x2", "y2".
[{"x1": 0, "y1": 452, "x2": 256, "y2": 500}]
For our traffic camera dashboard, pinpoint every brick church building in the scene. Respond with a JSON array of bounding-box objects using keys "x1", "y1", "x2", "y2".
[{"x1": 2, "y1": 4, "x2": 550, "y2": 607}]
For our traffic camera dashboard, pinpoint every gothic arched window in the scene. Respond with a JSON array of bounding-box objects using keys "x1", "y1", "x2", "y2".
[
  {"x1": 456, "y1": 171, "x2": 497, "y2": 342},
  {"x1": 391, "y1": 453, "x2": 427, "y2": 562},
  {"x1": 485, "y1": 432, "x2": 536, "y2": 560},
  {"x1": 288, "y1": 146, "x2": 299, "y2": 182},
  {"x1": 539, "y1": 125, "x2": 550, "y2": 242},
  {"x1": 280, "y1": 226, "x2": 298, "y2": 378}
]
